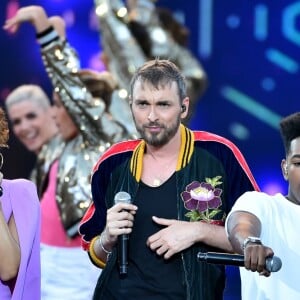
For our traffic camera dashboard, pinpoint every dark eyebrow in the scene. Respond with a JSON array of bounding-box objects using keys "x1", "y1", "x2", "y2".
[
  {"x1": 134, "y1": 99, "x2": 149, "y2": 104},
  {"x1": 133, "y1": 99, "x2": 172, "y2": 105},
  {"x1": 156, "y1": 100, "x2": 171, "y2": 104}
]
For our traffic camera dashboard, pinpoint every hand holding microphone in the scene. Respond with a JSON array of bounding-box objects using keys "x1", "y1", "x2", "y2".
[
  {"x1": 113, "y1": 191, "x2": 137, "y2": 276},
  {"x1": 197, "y1": 251, "x2": 282, "y2": 274}
]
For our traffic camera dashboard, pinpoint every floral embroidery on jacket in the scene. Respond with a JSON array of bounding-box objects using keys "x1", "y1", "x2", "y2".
[{"x1": 181, "y1": 176, "x2": 225, "y2": 224}]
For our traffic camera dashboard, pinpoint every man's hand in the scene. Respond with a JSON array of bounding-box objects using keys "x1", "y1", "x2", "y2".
[
  {"x1": 147, "y1": 216, "x2": 197, "y2": 259},
  {"x1": 244, "y1": 243, "x2": 274, "y2": 277},
  {"x1": 105, "y1": 202, "x2": 138, "y2": 245}
]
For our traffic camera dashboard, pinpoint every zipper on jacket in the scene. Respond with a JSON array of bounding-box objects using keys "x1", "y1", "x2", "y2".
[{"x1": 176, "y1": 174, "x2": 191, "y2": 300}]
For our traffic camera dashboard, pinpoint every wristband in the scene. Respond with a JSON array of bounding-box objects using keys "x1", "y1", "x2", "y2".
[
  {"x1": 100, "y1": 234, "x2": 112, "y2": 255},
  {"x1": 36, "y1": 26, "x2": 59, "y2": 47},
  {"x1": 89, "y1": 236, "x2": 106, "y2": 268}
]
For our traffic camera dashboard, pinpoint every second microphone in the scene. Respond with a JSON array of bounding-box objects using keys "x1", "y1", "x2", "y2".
[{"x1": 197, "y1": 251, "x2": 282, "y2": 273}]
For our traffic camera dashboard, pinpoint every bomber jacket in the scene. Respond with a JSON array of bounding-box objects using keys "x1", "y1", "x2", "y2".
[{"x1": 79, "y1": 125, "x2": 259, "y2": 299}]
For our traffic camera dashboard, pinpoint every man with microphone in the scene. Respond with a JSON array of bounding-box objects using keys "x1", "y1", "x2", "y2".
[
  {"x1": 225, "y1": 112, "x2": 300, "y2": 299},
  {"x1": 79, "y1": 59, "x2": 259, "y2": 299}
]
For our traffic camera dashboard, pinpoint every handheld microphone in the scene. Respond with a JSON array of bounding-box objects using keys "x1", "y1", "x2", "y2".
[
  {"x1": 114, "y1": 191, "x2": 132, "y2": 276},
  {"x1": 197, "y1": 252, "x2": 282, "y2": 272}
]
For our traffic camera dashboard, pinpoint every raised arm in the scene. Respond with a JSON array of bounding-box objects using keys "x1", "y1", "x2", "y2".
[
  {"x1": 4, "y1": 5, "x2": 128, "y2": 146},
  {"x1": 3, "y1": 5, "x2": 50, "y2": 33},
  {"x1": 126, "y1": 0, "x2": 208, "y2": 122},
  {"x1": 94, "y1": 0, "x2": 147, "y2": 90}
]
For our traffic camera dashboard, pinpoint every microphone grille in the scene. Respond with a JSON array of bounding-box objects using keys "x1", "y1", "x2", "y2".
[
  {"x1": 114, "y1": 191, "x2": 132, "y2": 204},
  {"x1": 266, "y1": 256, "x2": 282, "y2": 272},
  {"x1": 197, "y1": 252, "x2": 207, "y2": 261}
]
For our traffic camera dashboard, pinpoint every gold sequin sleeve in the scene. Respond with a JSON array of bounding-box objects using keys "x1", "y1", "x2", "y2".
[
  {"x1": 95, "y1": 0, "x2": 147, "y2": 90},
  {"x1": 40, "y1": 37, "x2": 127, "y2": 146},
  {"x1": 132, "y1": 1, "x2": 208, "y2": 121},
  {"x1": 94, "y1": 0, "x2": 208, "y2": 122}
]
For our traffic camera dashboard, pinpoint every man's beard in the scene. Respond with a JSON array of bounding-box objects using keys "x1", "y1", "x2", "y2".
[{"x1": 134, "y1": 116, "x2": 181, "y2": 147}]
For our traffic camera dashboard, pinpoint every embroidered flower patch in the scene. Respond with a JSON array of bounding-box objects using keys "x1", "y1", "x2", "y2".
[{"x1": 181, "y1": 176, "x2": 224, "y2": 223}]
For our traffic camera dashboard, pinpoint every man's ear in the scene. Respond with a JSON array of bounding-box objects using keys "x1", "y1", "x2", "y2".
[{"x1": 180, "y1": 97, "x2": 189, "y2": 118}]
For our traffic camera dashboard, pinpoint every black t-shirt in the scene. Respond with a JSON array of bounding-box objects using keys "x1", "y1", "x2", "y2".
[{"x1": 104, "y1": 173, "x2": 186, "y2": 299}]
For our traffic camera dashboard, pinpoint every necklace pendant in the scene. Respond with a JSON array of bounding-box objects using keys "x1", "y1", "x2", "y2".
[{"x1": 153, "y1": 179, "x2": 161, "y2": 187}]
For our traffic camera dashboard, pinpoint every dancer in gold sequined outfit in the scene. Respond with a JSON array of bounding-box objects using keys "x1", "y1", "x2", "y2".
[{"x1": 4, "y1": 6, "x2": 135, "y2": 299}]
